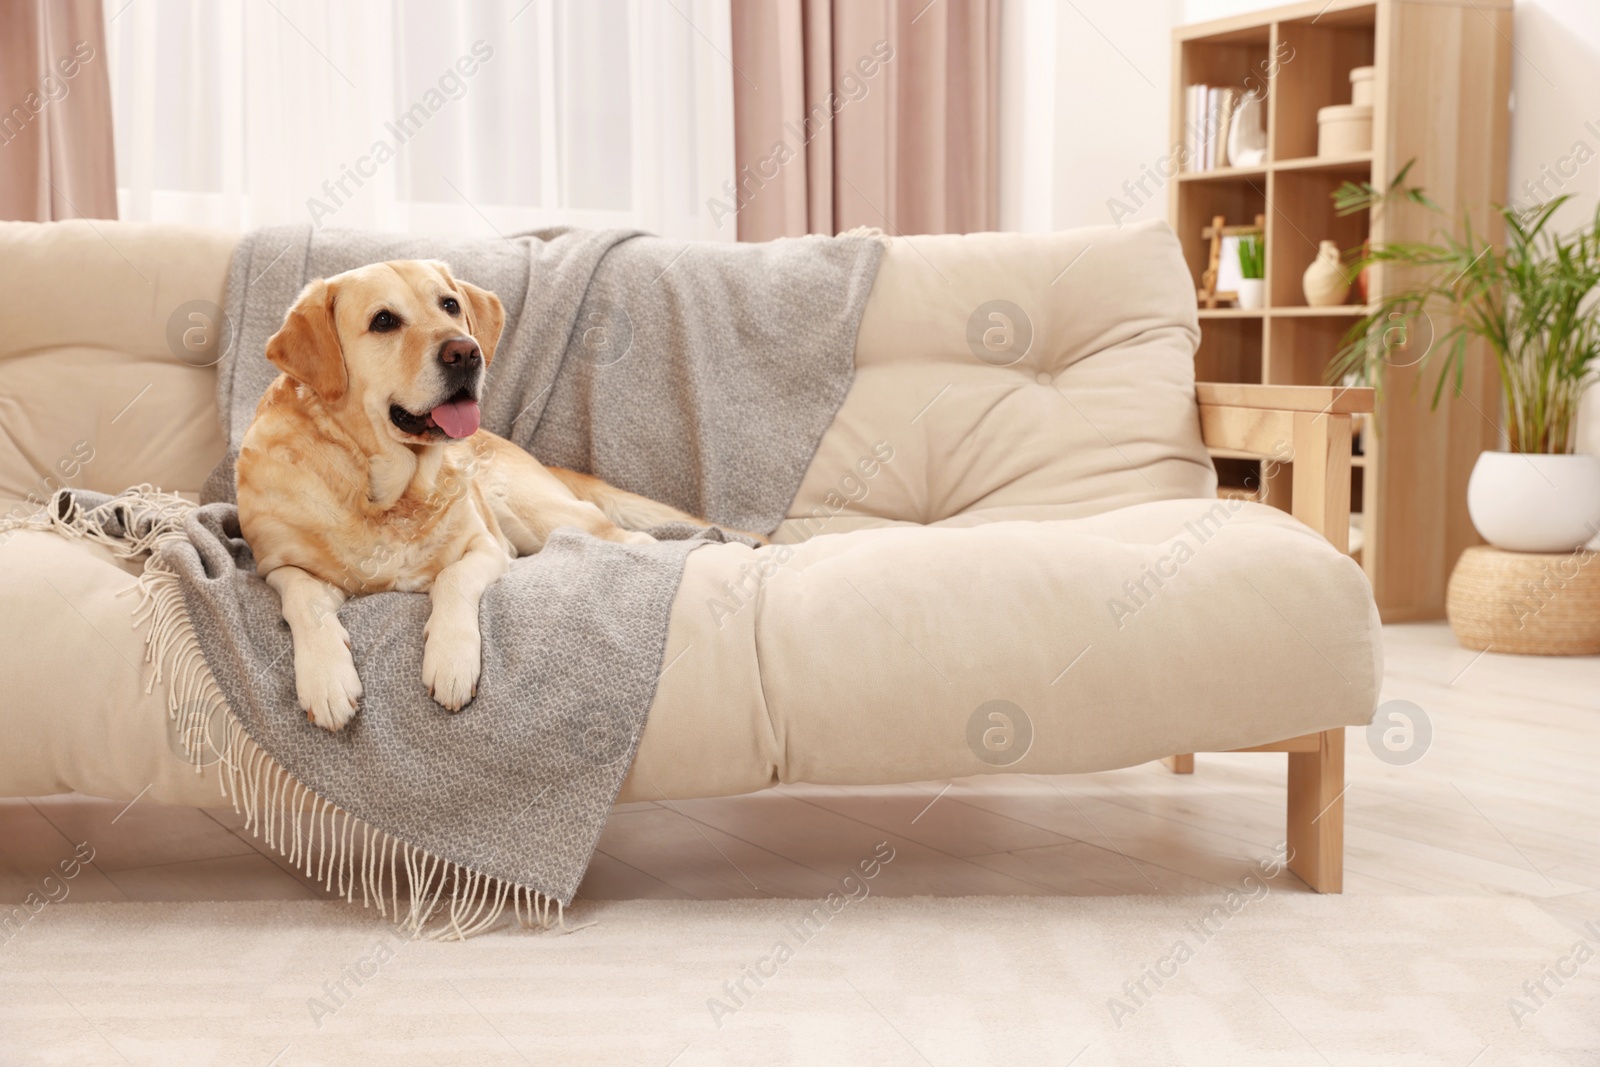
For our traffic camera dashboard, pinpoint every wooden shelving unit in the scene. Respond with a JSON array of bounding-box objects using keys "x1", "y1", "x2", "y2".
[{"x1": 1170, "y1": 0, "x2": 1511, "y2": 621}]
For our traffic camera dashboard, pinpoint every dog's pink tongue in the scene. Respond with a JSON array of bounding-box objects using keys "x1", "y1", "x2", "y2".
[{"x1": 427, "y1": 398, "x2": 481, "y2": 439}]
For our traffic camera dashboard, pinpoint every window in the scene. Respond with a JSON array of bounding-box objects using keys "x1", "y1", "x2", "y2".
[{"x1": 105, "y1": 0, "x2": 735, "y2": 239}]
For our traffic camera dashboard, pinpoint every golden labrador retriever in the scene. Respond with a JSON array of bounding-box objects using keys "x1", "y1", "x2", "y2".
[{"x1": 237, "y1": 260, "x2": 716, "y2": 732}]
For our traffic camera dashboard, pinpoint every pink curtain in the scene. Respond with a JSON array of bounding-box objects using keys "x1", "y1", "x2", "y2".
[
  {"x1": 0, "y1": 0, "x2": 117, "y2": 221},
  {"x1": 729, "y1": 0, "x2": 999, "y2": 241}
]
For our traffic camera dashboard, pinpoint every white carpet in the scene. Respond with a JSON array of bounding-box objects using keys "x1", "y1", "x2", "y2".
[{"x1": 3, "y1": 894, "x2": 1597, "y2": 1066}]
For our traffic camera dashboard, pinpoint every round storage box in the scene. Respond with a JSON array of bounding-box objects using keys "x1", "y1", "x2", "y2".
[
  {"x1": 1446, "y1": 545, "x2": 1600, "y2": 655},
  {"x1": 1349, "y1": 65, "x2": 1375, "y2": 107},
  {"x1": 1318, "y1": 104, "x2": 1372, "y2": 156}
]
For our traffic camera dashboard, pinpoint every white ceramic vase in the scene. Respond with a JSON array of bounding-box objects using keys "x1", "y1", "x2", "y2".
[
  {"x1": 1227, "y1": 92, "x2": 1267, "y2": 167},
  {"x1": 1302, "y1": 241, "x2": 1350, "y2": 307},
  {"x1": 1236, "y1": 278, "x2": 1265, "y2": 310},
  {"x1": 1466, "y1": 451, "x2": 1600, "y2": 552}
]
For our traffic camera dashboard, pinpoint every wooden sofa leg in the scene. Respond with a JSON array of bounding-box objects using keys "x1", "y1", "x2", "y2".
[
  {"x1": 1286, "y1": 727, "x2": 1345, "y2": 893},
  {"x1": 1161, "y1": 754, "x2": 1194, "y2": 774}
]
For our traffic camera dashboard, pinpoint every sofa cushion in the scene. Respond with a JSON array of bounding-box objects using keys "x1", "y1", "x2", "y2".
[
  {"x1": 0, "y1": 522, "x2": 218, "y2": 804},
  {"x1": 783, "y1": 221, "x2": 1217, "y2": 535},
  {"x1": 0, "y1": 496, "x2": 1381, "y2": 805},
  {"x1": 0, "y1": 221, "x2": 233, "y2": 507},
  {"x1": 626, "y1": 496, "x2": 1380, "y2": 801}
]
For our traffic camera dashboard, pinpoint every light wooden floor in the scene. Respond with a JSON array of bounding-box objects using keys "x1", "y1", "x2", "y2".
[{"x1": 4, "y1": 622, "x2": 1597, "y2": 936}]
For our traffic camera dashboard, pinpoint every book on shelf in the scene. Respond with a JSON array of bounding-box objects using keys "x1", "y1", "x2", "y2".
[
  {"x1": 1184, "y1": 84, "x2": 1246, "y2": 172},
  {"x1": 1184, "y1": 85, "x2": 1200, "y2": 170}
]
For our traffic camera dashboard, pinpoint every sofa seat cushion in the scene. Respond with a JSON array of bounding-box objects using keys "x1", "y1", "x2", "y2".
[
  {"x1": 622, "y1": 497, "x2": 1380, "y2": 801},
  {"x1": 0, "y1": 520, "x2": 219, "y2": 804},
  {"x1": 0, "y1": 494, "x2": 1379, "y2": 806}
]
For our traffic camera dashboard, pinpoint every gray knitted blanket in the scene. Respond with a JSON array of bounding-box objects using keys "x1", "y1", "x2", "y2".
[
  {"x1": 203, "y1": 225, "x2": 882, "y2": 530},
  {"x1": 60, "y1": 226, "x2": 882, "y2": 928}
]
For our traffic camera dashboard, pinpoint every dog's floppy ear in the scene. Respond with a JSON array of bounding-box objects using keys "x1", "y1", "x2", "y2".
[
  {"x1": 266, "y1": 278, "x2": 346, "y2": 402},
  {"x1": 459, "y1": 280, "x2": 505, "y2": 365},
  {"x1": 429, "y1": 263, "x2": 505, "y2": 366},
  {"x1": 428, "y1": 261, "x2": 504, "y2": 363}
]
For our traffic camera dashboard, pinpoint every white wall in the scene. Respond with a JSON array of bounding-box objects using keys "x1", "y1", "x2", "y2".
[
  {"x1": 1182, "y1": 0, "x2": 1282, "y2": 21},
  {"x1": 1507, "y1": 0, "x2": 1600, "y2": 456},
  {"x1": 998, "y1": 0, "x2": 1184, "y2": 232},
  {"x1": 1502, "y1": 0, "x2": 1600, "y2": 232}
]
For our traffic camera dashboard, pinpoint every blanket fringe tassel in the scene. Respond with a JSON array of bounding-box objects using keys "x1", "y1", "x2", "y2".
[{"x1": 13, "y1": 487, "x2": 567, "y2": 942}]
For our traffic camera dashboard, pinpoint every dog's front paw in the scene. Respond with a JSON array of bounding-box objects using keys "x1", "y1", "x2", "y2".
[
  {"x1": 422, "y1": 624, "x2": 481, "y2": 712},
  {"x1": 296, "y1": 640, "x2": 363, "y2": 732}
]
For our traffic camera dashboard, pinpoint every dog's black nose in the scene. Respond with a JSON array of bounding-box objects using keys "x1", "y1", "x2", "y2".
[{"x1": 438, "y1": 337, "x2": 481, "y2": 368}]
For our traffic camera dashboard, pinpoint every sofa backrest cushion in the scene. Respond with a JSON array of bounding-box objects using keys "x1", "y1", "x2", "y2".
[
  {"x1": 780, "y1": 221, "x2": 1215, "y2": 539},
  {"x1": 0, "y1": 220, "x2": 234, "y2": 510}
]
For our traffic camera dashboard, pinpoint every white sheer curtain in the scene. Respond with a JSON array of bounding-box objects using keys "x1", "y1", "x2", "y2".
[{"x1": 103, "y1": 0, "x2": 735, "y2": 240}]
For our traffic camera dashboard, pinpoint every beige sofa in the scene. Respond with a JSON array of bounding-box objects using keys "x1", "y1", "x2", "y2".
[{"x1": 0, "y1": 219, "x2": 1379, "y2": 893}]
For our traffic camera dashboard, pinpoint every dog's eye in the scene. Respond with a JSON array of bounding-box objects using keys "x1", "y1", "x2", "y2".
[
  {"x1": 441, "y1": 297, "x2": 460, "y2": 315},
  {"x1": 370, "y1": 310, "x2": 400, "y2": 332}
]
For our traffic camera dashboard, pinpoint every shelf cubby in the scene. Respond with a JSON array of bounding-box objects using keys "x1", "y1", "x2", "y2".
[
  {"x1": 1267, "y1": 315, "x2": 1356, "y2": 386},
  {"x1": 1267, "y1": 168, "x2": 1369, "y2": 309},
  {"x1": 1176, "y1": 177, "x2": 1268, "y2": 297},
  {"x1": 1196, "y1": 317, "x2": 1263, "y2": 384},
  {"x1": 1271, "y1": 11, "x2": 1376, "y2": 161}
]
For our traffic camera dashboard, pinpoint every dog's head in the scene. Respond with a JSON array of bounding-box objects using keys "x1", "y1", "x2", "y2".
[{"x1": 265, "y1": 260, "x2": 506, "y2": 445}]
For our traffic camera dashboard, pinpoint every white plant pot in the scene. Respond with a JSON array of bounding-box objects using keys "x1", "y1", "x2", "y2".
[
  {"x1": 1236, "y1": 279, "x2": 1264, "y2": 310},
  {"x1": 1466, "y1": 450, "x2": 1600, "y2": 552}
]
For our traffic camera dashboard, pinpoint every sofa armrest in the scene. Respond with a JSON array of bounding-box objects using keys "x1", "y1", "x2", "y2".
[{"x1": 1195, "y1": 383, "x2": 1376, "y2": 553}]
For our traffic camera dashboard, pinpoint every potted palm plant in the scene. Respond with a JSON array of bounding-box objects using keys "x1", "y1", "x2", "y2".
[{"x1": 1331, "y1": 189, "x2": 1600, "y2": 553}]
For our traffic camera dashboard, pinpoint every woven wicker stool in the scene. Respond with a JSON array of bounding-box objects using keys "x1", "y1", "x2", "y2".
[{"x1": 1447, "y1": 545, "x2": 1600, "y2": 655}]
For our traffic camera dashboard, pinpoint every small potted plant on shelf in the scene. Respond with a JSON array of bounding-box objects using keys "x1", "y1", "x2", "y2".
[
  {"x1": 1331, "y1": 189, "x2": 1600, "y2": 553},
  {"x1": 1236, "y1": 234, "x2": 1264, "y2": 310}
]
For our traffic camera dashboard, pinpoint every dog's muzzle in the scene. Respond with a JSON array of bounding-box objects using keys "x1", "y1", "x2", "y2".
[{"x1": 390, "y1": 337, "x2": 484, "y2": 440}]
